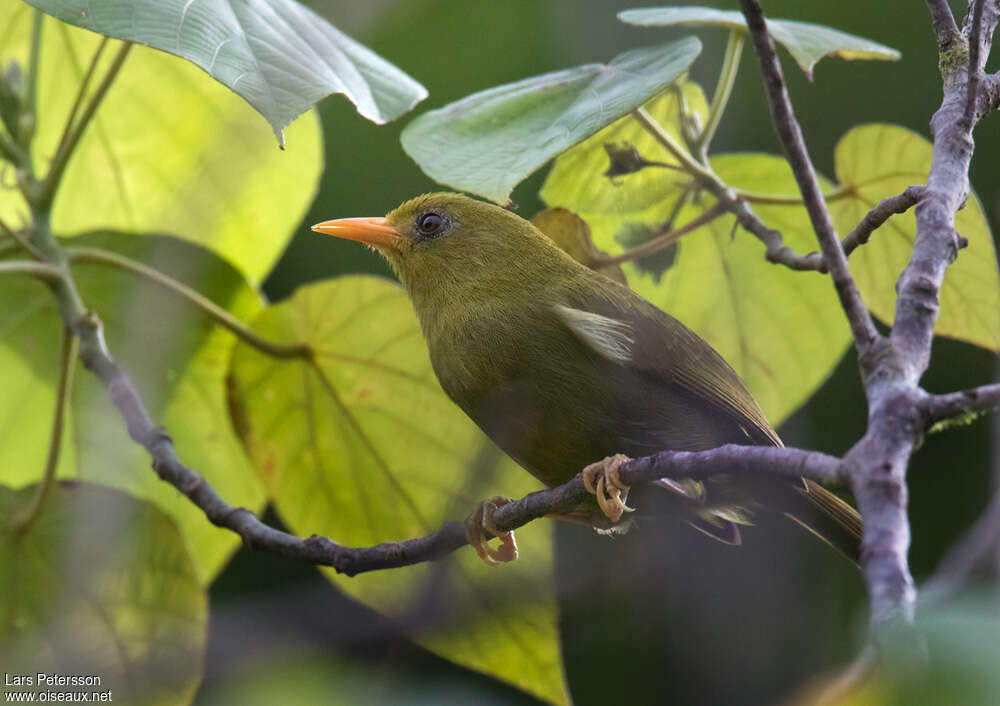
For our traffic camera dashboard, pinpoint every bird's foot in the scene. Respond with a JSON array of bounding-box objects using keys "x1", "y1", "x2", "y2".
[
  {"x1": 465, "y1": 496, "x2": 518, "y2": 566},
  {"x1": 582, "y1": 454, "x2": 635, "y2": 522}
]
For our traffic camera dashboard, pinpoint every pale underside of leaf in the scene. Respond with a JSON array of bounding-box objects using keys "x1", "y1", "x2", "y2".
[
  {"x1": 0, "y1": 232, "x2": 267, "y2": 582},
  {"x1": 229, "y1": 276, "x2": 569, "y2": 705},
  {"x1": 401, "y1": 38, "x2": 702, "y2": 203},
  {"x1": 0, "y1": 6, "x2": 324, "y2": 286},
  {"x1": 619, "y1": 6, "x2": 900, "y2": 77},
  {"x1": 21, "y1": 0, "x2": 427, "y2": 141}
]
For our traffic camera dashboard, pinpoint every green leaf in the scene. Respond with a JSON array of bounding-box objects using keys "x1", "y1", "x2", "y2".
[
  {"x1": 401, "y1": 38, "x2": 702, "y2": 203},
  {"x1": 542, "y1": 112, "x2": 851, "y2": 424},
  {"x1": 0, "y1": 482, "x2": 207, "y2": 705},
  {"x1": 0, "y1": 232, "x2": 267, "y2": 582},
  {"x1": 540, "y1": 84, "x2": 709, "y2": 233},
  {"x1": 0, "y1": 5, "x2": 322, "y2": 286},
  {"x1": 20, "y1": 0, "x2": 426, "y2": 141},
  {"x1": 831, "y1": 124, "x2": 1000, "y2": 351},
  {"x1": 619, "y1": 7, "x2": 900, "y2": 78},
  {"x1": 228, "y1": 276, "x2": 569, "y2": 706}
]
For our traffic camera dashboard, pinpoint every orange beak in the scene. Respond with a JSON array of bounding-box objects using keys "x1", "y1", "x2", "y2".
[{"x1": 311, "y1": 216, "x2": 405, "y2": 251}]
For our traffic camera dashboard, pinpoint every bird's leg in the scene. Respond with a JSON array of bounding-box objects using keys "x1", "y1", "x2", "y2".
[
  {"x1": 465, "y1": 496, "x2": 518, "y2": 565},
  {"x1": 582, "y1": 454, "x2": 635, "y2": 523}
]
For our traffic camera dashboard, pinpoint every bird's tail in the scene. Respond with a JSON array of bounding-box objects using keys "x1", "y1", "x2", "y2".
[{"x1": 653, "y1": 476, "x2": 862, "y2": 562}]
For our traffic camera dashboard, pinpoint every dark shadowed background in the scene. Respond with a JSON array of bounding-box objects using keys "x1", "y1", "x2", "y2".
[{"x1": 196, "y1": 2, "x2": 999, "y2": 704}]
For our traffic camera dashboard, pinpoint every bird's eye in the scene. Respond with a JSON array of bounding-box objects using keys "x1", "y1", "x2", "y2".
[{"x1": 416, "y1": 211, "x2": 447, "y2": 238}]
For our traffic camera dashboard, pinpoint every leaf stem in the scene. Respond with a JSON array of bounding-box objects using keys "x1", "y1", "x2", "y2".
[
  {"x1": 696, "y1": 29, "x2": 745, "y2": 157},
  {"x1": 22, "y1": 9, "x2": 43, "y2": 152},
  {"x1": 736, "y1": 183, "x2": 855, "y2": 205},
  {"x1": 0, "y1": 259, "x2": 62, "y2": 281},
  {"x1": 0, "y1": 218, "x2": 45, "y2": 259},
  {"x1": 633, "y1": 106, "x2": 714, "y2": 181},
  {"x1": 39, "y1": 41, "x2": 132, "y2": 211},
  {"x1": 14, "y1": 327, "x2": 78, "y2": 536},
  {"x1": 591, "y1": 202, "x2": 728, "y2": 267},
  {"x1": 66, "y1": 246, "x2": 312, "y2": 360},
  {"x1": 49, "y1": 36, "x2": 109, "y2": 181}
]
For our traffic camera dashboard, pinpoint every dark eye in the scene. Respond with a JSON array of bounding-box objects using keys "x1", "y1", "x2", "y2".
[{"x1": 416, "y1": 211, "x2": 447, "y2": 238}]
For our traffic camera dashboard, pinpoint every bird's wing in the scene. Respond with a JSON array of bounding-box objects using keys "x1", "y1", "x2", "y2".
[{"x1": 553, "y1": 286, "x2": 781, "y2": 448}]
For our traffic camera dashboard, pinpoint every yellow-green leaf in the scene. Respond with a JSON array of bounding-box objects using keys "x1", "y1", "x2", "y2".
[
  {"x1": 23, "y1": 0, "x2": 426, "y2": 142},
  {"x1": 619, "y1": 7, "x2": 900, "y2": 77},
  {"x1": 0, "y1": 6, "x2": 322, "y2": 286},
  {"x1": 831, "y1": 124, "x2": 1000, "y2": 350},
  {"x1": 542, "y1": 96, "x2": 850, "y2": 425},
  {"x1": 401, "y1": 39, "x2": 701, "y2": 203},
  {"x1": 0, "y1": 482, "x2": 207, "y2": 705},
  {"x1": 0, "y1": 232, "x2": 267, "y2": 581},
  {"x1": 540, "y1": 85, "x2": 709, "y2": 226},
  {"x1": 228, "y1": 276, "x2": 568, "y2": 706}
]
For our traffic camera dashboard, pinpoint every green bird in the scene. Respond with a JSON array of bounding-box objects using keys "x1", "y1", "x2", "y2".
[{"x1": 313, "y1": 193, "x2": 860, "y2": 564}]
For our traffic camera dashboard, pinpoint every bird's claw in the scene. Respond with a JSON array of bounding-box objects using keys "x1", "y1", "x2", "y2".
[
  {"x1": 465, "y1": 496, "x2": 518, "y2": 566},
  {"x1": 582, "y1": 454, "x2": 635, "y2": 522}
]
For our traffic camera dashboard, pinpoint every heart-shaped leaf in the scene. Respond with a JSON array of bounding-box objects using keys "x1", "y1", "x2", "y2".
[
  {"x1": 619, "y1": 7, "x2": 900, "y2": 78},
  {"x1": 228, "y1": 276, "x2": 569, "y2": 705},
  {"x1": 831, "y1": 124, "x2": 1000, "y2": 351},
  {"x1": 0, "y1": 5, "x2": 321, "y2": 286},
  {"x1": 20, "y1": 0, "x2": 427, "y2": 141},
  {"x1": 541, "y1": 93, "x2": 851, "y2": 424},
  {"x1": 401, "y1": 38, "x2": 702, "y2": 204},
  {"x1": 0, "y1": 232, "x2": 267, "y2": 581},
  {"x1": 1, "y1": 482, "x2": 207, "y2": 705}
]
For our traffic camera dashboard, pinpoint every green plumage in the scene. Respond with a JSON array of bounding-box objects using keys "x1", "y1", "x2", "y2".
[{"x1": 372, "y1": 193, "x2": 860, "y2": 554}]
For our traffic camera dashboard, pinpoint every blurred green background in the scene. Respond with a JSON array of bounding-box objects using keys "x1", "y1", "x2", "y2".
[{"x1": 199, "y1": 1, "x2": 999, "y2": 704}]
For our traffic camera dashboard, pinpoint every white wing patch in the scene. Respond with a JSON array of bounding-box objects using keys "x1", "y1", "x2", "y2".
[{"x1": 554, "y1": 305, "x2": 634, "y2": 363}]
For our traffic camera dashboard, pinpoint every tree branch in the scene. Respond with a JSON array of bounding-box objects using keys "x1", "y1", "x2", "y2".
[
  {"x1": 925, "y1": 0, "x2": 961, "y2": 50},
  {"x1": 923, "y1": 382, "x2": 1000, "y2": 424},
  {"x1": 738, "y1": 0, "x2": 879, "y2": 360},
  {"x1": 60, "y1": 312, "x2": 850, "y2": 577}
]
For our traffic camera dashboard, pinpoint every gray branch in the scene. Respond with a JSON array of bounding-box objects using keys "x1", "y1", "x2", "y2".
[
  {"x1": 66, "y1": 317, "x2": 851, "y2": 577},
  {"x1": 924, "y1": 382, "x2": 1000, "y2": 423},
  {"x1": 739, "y1": 0, "x2": 1000, "y2": 635}
]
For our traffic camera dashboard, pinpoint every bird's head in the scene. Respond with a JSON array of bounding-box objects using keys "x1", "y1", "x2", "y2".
[{"x1": 313, "y1": 192, "x2": 569, "y2": 304}]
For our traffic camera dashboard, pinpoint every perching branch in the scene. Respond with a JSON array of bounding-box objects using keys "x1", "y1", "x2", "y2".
[{"x1": 49, "y1": 320, "x2": 850, "y2": 576}]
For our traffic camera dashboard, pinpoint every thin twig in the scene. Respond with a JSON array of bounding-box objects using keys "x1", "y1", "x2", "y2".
[
  {"x1": 14, "y1": 328, "x2": 78, "y2": 534},
  {"x1": 841, "y1": 187, "x2": 926, "y2": 260},
  {"x1": 738, "y1": 0, "x2": 879, "y2": 358},
  {"x1": 963, "y1": 0, "x2": 988, "y2": 128},
  {"x1": 66, "y1": 245, "x2": 312, "y2": 360},
  {"x1": 923, "y1": 382, "x2": 1000, "y2": 424},
  {"x1": 590, "y1": 202, "x2": 727, "y2": 267},
  {"x1": 39, "y1": 41, "x2": 132, "y2": 210}
]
